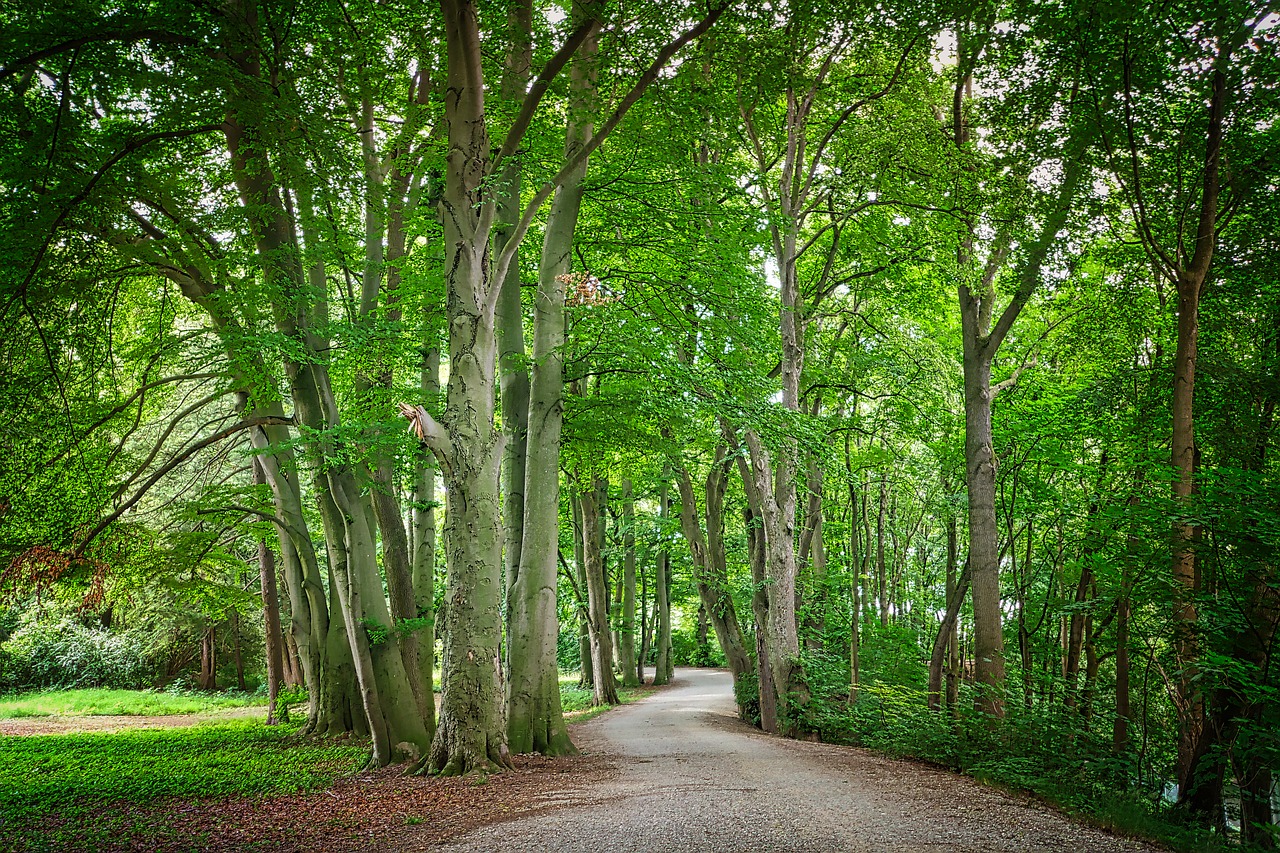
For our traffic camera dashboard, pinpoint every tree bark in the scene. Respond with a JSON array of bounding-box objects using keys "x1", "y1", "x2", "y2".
[
  {"x1": 618, "y1": 479, "x2": 640, "y2": 687},
  {"x1": 411, "y1": 349, "x2": 440, "y2": 740},
  {"x1": 673, "y1": 456, "x2": 752, "y2": 701},
  {"x1": 654, "y1": 474, "x2": 674, "y2": 686},
  {"x1": 497, "y1": 0, "x2": 533, "y2": 609},
  {"x1": 506, "y1": 17, "x2": 597, "y2": 752},
  {"x1": 579, "y1": 475, "x2": 619, "y2": 705},
  {"x1": 928, "y1": 524, "x2": 969, "y2": 711},
  {"x1": 414, "y1": 0, "x2": 513, "y2": 776},
  {"x1": 1169, "y1": 69, "x2": 1224, "y2": 804},
  {"x1": 199, "y1": 624, "x2": 216, "y2": 690}
]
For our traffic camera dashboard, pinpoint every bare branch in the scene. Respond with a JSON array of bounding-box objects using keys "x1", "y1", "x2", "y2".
[
  {"x1": 493, "y1": 10, "x2": 603, "y2": 168},
  {"x1": 73, "y1": 416, "x2": 293, "y2": 556},
  {"x1": 0, "y1": 28, "x2": 198, "y2": 80},
  {"x1": 489, "y1": 2, "x2": 730, "y2": 304},
  {"x1": 992, "y1": 353, "x2": 1037, "y2": 398}
]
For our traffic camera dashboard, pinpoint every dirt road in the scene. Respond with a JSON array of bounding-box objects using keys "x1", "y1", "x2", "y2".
[{"x1": 437, "y1": 667, "x2": 1160, "y2": 853}]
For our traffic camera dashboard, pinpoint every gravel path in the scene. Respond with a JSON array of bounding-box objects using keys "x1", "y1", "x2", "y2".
[{"x1": 438, "y1": 667, "x2": 1162, "y2": 853}]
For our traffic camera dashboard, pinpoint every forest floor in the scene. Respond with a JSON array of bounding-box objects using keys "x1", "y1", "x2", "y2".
[{"x1": 1, "y1": 670, "x2": 1168, "y2": 853}]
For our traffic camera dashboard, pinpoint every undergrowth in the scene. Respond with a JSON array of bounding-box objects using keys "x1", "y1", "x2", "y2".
[
  {"x1": 789, "y1": 652, "x2": 1267, "y2": 853},
  {"x1": 0, "y1": 721, "x2": 366, "y2": 852}
]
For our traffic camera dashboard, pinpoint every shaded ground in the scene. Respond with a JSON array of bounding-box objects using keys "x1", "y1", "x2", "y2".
[
  {"x1": 10, "y1": 751, "x2": 615, "y2": 853},
  {"x1": 1, "y1": 671, "x2": 1166, "y2": 852}
]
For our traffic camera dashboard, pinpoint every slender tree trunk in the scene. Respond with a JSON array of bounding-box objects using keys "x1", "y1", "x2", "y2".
[
  {"x1": 673, "y1": 458, "x2": 751, "y2": 701},
  {"x1": 572, "y1": 494, "x2": 593, "y2": 687},
  {"x1": 737, "y1": 465, "x2": 778, "y2": 732},
  {"x1": 654, "y1": 475, "x2": 674, "y2": 686},
  {"x1": 201, "y1": 624, "x2": 217, "y2": 690},
  {"x1": 497, "y1": 0, "x2": 533, "y2": 614},
  {"x1": 506, "y1": 20, "x2": 597, "y2": 751},
  {"x1": 230, "y1": 609, "x2": 246, "y2": 692},
  {"x1": 1166, "y1": 69, "x2": 1225, "y2": 810},
  {"x1": 411, "y1": 349, "x2": 440, "y2": 739},
  {"x1": 580, "y1": 476, "x2": 619, "y2": 705},
  {"x1": 876, "y1": 475, "x2": 888, "y2": 627},
  {"x1": 638, "y1": 545, "x2": 649, "y2": 685},
  {"x1": 848, "y1": 474, "x2": 861, "y2": 704},
  {"x1": 946, "y1": 517, "x2": 961, "y2": 712},
  {"x1": 929, "y1": 522, "x2": 968, "y2": 711},
  {"x1": 618, "y1": 479, "x2": 639, "y2": 687},
  {"x1": 254, "y1": 456, "x2": 285, "y2": 724}
]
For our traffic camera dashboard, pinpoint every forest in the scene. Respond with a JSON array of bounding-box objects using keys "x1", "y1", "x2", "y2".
[{"x1": 1, "y1": 0, "x2": 1277, "y2": 850}]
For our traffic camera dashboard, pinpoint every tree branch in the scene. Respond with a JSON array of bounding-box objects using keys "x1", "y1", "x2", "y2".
[
  {"x1": 398, "y1": 402, "x2": 454, "y2": 468},
  {"x1": 73, "y1": 416, "x2": 294, "y2": 556},
  {"x1": 488, "y1": 2, "x2": 730, "y2": 305}
]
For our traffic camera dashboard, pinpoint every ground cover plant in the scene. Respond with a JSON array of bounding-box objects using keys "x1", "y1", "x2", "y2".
[{"x1": 0, "y1": 722, "x2": 367, "y2": 852}]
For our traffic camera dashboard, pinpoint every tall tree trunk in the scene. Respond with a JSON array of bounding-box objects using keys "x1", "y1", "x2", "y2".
[
  {"x1": 799, "y1": 454, "x2": 826, "y2": 649},
  {"x1": 230, "y1": 608, "x2": 246, "y2": 692},
  {"x1": 618, "y1": 479, "x2": 640, "y2": 687},
  {"x1": 572, "y1": 494, "x2": 593, "y2": 687},
  {"x1": 848, "y1": 474, "x2": 861, "y2": 704},
  {"x1": 580, "y1": 476, "x2": 619, "y2": 705},
  {"x1": 638, "y1": 542, "x2": 649, "y2": 685},
  {"x1": 254, "y1": 460, "x2": 285, "y2": 724},
  {"x1": 506, "y1": 18, "x2": 597, "y2": 752},
  {"x1": 929, "y1": 521, "x2": 968, "y2": 711},
  {"x1": 737, "y1": 461, "x2": 778, "y2": 732},
  {"x1": 673, "y1": 457, "x2": 752, "y2": 704},
  {"x1": 497, "y1": 0, "x2": 533, "y2": 613},
  {"x1": 654, "y1": 474, "x2": 674, "y2": 685},
  {"x1": 408, "y1": 0, "x2": 514, "y2": 775},
  {"x1": 199, "y1": 625, "x2": 216, "y2": 690},
  {"x1": 876, "y1": 474, "x2": 888, "y2": 627},
  {"x1": 1170, "y1": 127, "x2": 1224, "y2": 806},
  {"x1": 411, "y1": 349, "x2": 440, "y2": 740},
  {"x1": 946, "y1": 517, "x2": 961, "y2": 711}
]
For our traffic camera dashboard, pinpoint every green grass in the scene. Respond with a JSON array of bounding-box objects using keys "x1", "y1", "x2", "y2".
[
  {"x1": 0, "y1": 721, "x2": 367, "y2": 851},
  {"x1": 0, "y1": 688, "x2": 265, "y2": 718},
  {"x1": 558, "y1": 673, "x2": 651, "y2": 721}
]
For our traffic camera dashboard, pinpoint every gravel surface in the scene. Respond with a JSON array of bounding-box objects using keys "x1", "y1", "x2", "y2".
[{"x1": 436, "y1": 667, "x2": 1163, "y2": 853}]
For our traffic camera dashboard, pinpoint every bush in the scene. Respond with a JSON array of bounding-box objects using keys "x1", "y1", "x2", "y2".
[{"x1": 0, "y1": 618, "x2": 157, "y2": 691}]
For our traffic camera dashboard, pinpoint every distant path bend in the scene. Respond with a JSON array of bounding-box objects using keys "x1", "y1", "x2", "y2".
[{"x1": 440, "y1": 667, "x2": 1158, "y2": 853}]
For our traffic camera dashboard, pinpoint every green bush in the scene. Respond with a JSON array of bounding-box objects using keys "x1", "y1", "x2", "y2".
[{"x1": 0, "y1": 618, "x2": 158, "y2": 691}]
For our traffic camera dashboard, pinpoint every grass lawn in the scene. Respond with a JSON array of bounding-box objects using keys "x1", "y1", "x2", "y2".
[
  {"x1": 558, "y1": 673, "x2": 652, "y2": 721},
  {"x1": 0, "y1": 721, "x2": 367, "y2": 852},
  {"x1": 0, "y1": 688, "x2": 266, "y2": 719}
]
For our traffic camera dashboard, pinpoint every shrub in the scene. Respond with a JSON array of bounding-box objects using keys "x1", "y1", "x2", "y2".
[{"x1": 0, "y1": 618, "x2": 158, "y2": 691}]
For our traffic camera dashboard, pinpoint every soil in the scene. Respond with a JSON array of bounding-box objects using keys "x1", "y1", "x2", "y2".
[{"x1": 3, "y1": 669, "x2": 1168, "y2": 852}]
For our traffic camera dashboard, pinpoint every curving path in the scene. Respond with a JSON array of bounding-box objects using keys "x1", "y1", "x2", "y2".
[{"x1": 438, "y1": 667, "x2": 1161, "y2": 853}]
